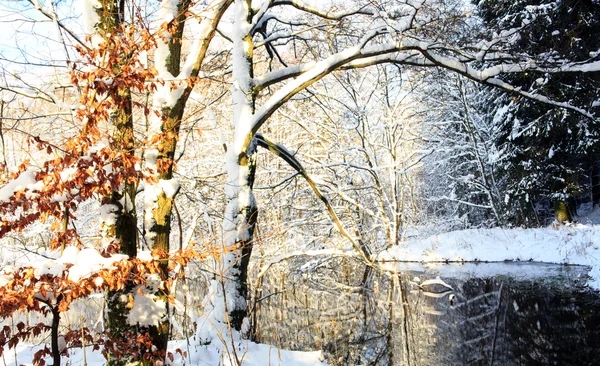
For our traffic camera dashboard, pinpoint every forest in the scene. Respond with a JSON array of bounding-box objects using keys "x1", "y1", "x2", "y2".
[{"x1": 0, "y1": 0, "x2": 599, "y2": 365}]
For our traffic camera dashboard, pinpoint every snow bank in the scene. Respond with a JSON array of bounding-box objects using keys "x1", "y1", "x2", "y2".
[
  {"x1": 378, "y1": 224, "x2": 600, "y2": 288},
  {"x1": 2, "y1": 338, "x2": 327, "y2": 366},
  {"x1": 386, "y1": 262, "x2": 590, "y2": 285},
  {"x1": 168, "y1": 337, "x2": 326, "y2": 366}
]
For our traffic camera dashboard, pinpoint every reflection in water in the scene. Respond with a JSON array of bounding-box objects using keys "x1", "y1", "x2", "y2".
[{"x1": 253, "y1": 257, "x2": 600, "y2": 365}]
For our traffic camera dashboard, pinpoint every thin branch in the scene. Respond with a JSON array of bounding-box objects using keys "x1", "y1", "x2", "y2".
[
  {"x1": 27, "y1": 0, "x2": 90, "y2": 50},
  {"x1": 270, "y1": 0, "x2": 374, "y2": 20},
  {"x1": 256, "y1": 133, "x2": 372, "y2": 263}
]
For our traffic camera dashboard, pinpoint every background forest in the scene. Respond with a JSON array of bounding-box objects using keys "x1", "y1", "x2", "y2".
[{"x1": 0, "y1": 0, "x2": 599, "y2": 365}]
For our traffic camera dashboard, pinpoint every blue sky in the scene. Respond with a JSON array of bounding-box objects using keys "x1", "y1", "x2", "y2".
[{"x1": 0, "y1": 0, "x2": 83, "y2": 74}]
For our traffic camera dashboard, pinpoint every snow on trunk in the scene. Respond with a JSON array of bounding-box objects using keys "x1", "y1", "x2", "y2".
[
  {"x1": 81, "y1": 0, "x2": 102, "y2": 47},
  {"x1": 139, "y1": 0, "x2": 194, "y2": 360},
  {"x1": 143, "y1": 0, "x2": 186, "y2": 250},
  {"x1": 144, "y1": 0, "x2": 233, "y2": 249},
  {"x1": 199, "y1": 0, "x2": 257, "y2": 340}
]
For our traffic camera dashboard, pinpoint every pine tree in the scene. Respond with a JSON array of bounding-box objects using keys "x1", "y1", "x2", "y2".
[{"x1": 475, "y1": 0, "x2": 600, "y2": 224}]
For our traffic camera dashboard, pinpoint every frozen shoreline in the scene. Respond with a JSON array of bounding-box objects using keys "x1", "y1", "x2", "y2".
[{"x1": 378, "y1": 224, "x2": 600, "y2": 288}]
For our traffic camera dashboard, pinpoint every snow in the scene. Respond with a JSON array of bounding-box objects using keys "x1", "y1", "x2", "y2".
[
  {"x1": 388, "y1": 261, "x2": 590, "y2": 284},
  {"x1": 420, "y1": 276, "x2": 453, "y2": 290},
  {"x1": 2, "y1": 338, "x2": 327, "y2": 366},
  {"x1": 118, "y1": 191, "x2": 135, "y2": 213},
  {"x1": 210, "y1": 341, "x2": 325, "y2": 366},
  {"x1": 137, "y1": 250, "x2": 154, "y2": 262},
  {"x1": 155, "y1": 0, "x2": 182, "y2": 78},
  {"x1": 81, "y1": 0, "x2": 103, "y2": 47},
  {"x1": 81, "y1": 0, "x2": 101, "y2": 35},
  {"x1": 160, "y1": 178, "x2": 181, "y2": 198},
  {"x1": 172, "y1": 329, "x2": 326, "y2": 366},
  {"x1": 199, "y1": 254, "x2": 248, "y2": 338},
  {"x1": 559, "y1": 60, "x2": 600, "y2": 73},
  {"x1": 222, "y1": 157, "x2": 256, "y2": 244},
  {"x1": 99, "y1": 203, "x2": 118, "y2": 226},
  {"x1": 127, "y1": 285, "x2": 167, "y2": 327},
  {"x1": 1, "y1": 344, "x2": 107, "y2": 366},
  {"x1": 34, "y1": 260, "x2": 67, "y2": 278},
  {"x1": 29, "y1": 246, "x2": 127, "y2": 282},
  {"x1": 153, "y1": 80, "x2": 187, "y2": 108},
  {"x1": 0, "y1": 170, "x2": 39, "y2": 202},
  {"x1": 379, "y1": 224, "x2": 600, "y2": 289},
  {"x1": 61, "y1": 247, "x2": 126, "y2": 282}
]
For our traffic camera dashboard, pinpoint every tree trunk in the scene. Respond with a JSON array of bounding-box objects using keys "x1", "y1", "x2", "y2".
[
  {"x1": 203, "y1": 144, "x2": 258, "y2": 335},
  {"x1": 140, "y1": 0, "x2": 197, "y2": 354},
  {"x1": 201, "y1": 0, "x2": 256, "y2": 337},
  {"x1": 592, "y1": 157, "x2": 600, "y2": 207},
  {"x1": 89, "y1": 1, "x2": 143, "y2": 363},
  {"x1": 51, "y1": 305, "x2": 61, "y2": 366},
  {"x1": 105, "y1": 187, "x2": 139, "y2": 366},
  {"x1": 554, "y1": 200, "x2": 572, "y2": 224}
]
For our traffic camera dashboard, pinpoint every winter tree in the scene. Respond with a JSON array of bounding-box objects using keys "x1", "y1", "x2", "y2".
[
  {"x1": 418, "y1": 70, "x2": 505, "y2": 228},
  {"x1": 0, "y1": 0, "x2": 599, "y2": 364},
  {"x1": 201, "y1": 0, "x2": 599, "y2": 340},
  {"x1": 474, "y1": 0, "x2": 600, "y2": 225}
]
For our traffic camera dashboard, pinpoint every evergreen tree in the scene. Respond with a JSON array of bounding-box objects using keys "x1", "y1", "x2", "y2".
[{"x1": 475, "y1": 0, "x2": 600, "y2": 224}]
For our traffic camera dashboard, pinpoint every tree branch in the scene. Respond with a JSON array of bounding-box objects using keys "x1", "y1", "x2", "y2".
[{"x1": 255, "y1": 133, "x2": 372, "y2": 263}]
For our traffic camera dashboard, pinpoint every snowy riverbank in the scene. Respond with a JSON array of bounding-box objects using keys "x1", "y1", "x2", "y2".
[{"x1": 378, "y1": 223, "x2": 600, "y2": 288}]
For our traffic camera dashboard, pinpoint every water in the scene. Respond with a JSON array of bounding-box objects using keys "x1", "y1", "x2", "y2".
[{"x1": 252, "y1": 257, "x2": 600, "y2": 365}]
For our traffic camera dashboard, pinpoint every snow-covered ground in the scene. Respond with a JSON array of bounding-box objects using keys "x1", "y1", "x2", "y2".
[
  {"x1": 2, "y1": 337, "x2": 327, "y2": 366},
  {"x1": 5, "y1": 208, "x2": 600, "y2": 365},
  {"x1": 172, "y1": 338, "x2": 326, "y2": 366},
  {"x1": 4, "y1": 222, "x2": 599, "y2": 366},
  {"x1": 378, "y1": 223, "x2": 600, "y2": 288}
]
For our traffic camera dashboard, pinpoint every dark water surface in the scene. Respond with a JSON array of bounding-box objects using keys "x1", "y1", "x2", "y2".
[{"x1": 253, "y1": 258, "x2": 600, "y2": 365}]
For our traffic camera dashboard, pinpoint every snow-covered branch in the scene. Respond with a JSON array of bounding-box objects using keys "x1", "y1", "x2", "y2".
[
  {"x1": 180, "y1": 0, "x2": 234, "y2": 79},
  {"x1": 419, "y1": 49, "x2": 597, "y2": 119},
  {"x1": 269, "y1": 0, "x2": 374, "y2": 20}
]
